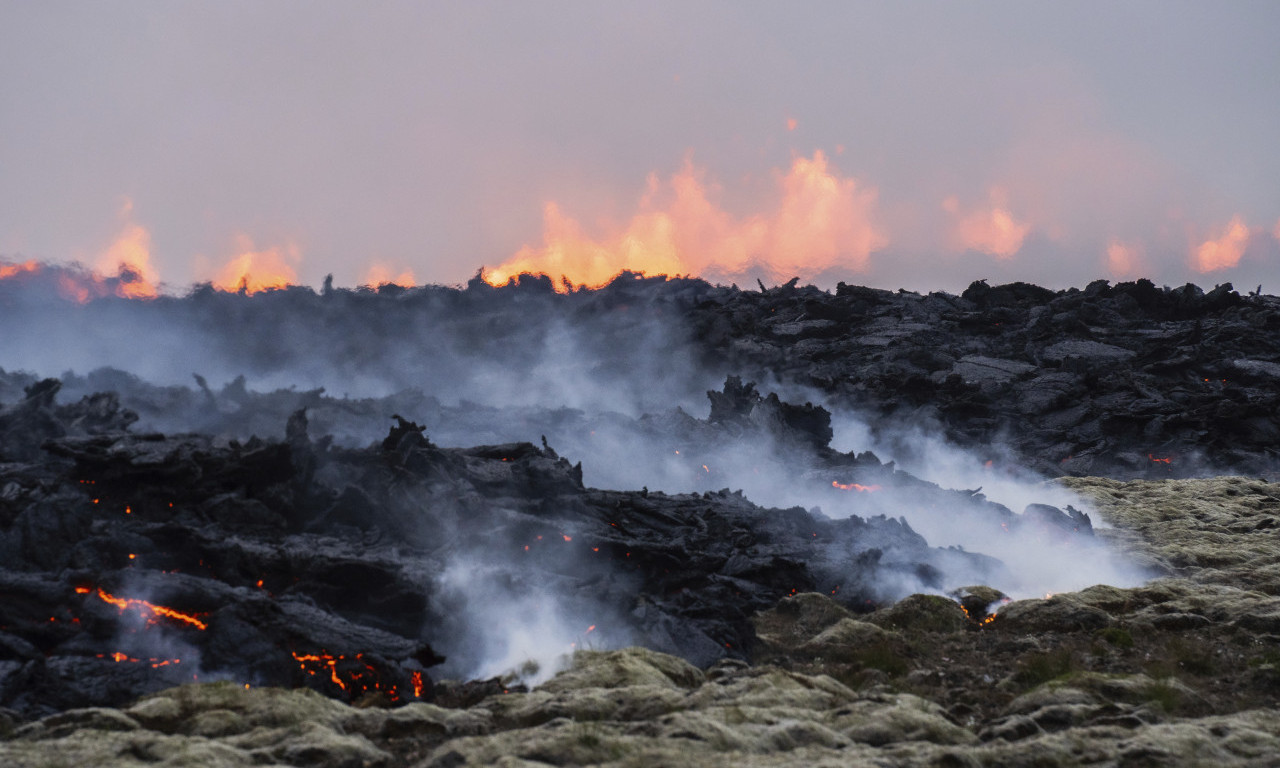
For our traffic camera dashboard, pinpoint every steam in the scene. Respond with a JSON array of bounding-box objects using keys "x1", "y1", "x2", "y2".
[
  {"x1": 433, "y1": 557, "x2": 623, "y2": 685},
  {"x1": 0, "y1": 273, "x2": 1157, "y2": 679}
]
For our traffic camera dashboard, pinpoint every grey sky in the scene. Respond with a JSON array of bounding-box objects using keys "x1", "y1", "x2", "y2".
[{"x1": 2, "y1": 1, "x2": 1278, "y2": 291}]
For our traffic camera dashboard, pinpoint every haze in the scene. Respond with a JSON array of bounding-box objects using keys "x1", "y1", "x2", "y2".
[{"x1": 2, "y1": 1, "x2": 1278, "y2": 292}]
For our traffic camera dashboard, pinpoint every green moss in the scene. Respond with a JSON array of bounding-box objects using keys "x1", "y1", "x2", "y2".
[
  {"x1": 1145, "y1": 637, "x2": 1216, "y2": 678},
  {"x1": 1012, "y1": 647, "x2": 1076, "y2": 688},
  {"x1": 1096, "y1": 626, "x2": 1134, "y2": 649},
  {"x1": 1143, "y1": 679, "x2": 1184, "y2": 713},
  {"x1": 854, "y1": 640, "x2": 910, "y2": 677}
]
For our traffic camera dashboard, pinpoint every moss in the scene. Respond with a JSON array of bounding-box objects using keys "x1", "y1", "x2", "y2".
[
  {"x1": 1145, "y1": 637, "x2": 1217, "y2": 678},
  {"x1": 1143, "y1": 679, "x2": 1185, "y2": 714},
  {"x1": 1012, "y1": 647, "x2": 1076, "y2": 689},
  {"x1": 852, "y1": 640, "x2": 910, "y2": 677},
  {"x1": 869, "y1": 594, "x2": 971, "y2": 634},
  {"x1": 1096, "y1": 626, "x2": 1135, "y2": 649}
]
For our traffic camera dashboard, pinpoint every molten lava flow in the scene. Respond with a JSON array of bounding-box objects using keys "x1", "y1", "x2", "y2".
[
  {"x1": 483, "y1": 150, "x2": 886, "y2": 290},
  {"x1": 89, "y1": 587, "x2": 208, "y2": 630},
  {"x1": 1194, "y1": 215, "x2": 1249, "y2": 272},
  {"x1": 98, "y1": 652, "x2": 182, "y2": 668},
  {"x1": 1148, "y1": 454, "x2": 1172, "y2": 464},
  {"x1": 832, "y1": 480, "x2": 882, "y2": 492},
  {"x1": 943, "y1": 190, "x2": 1030, "y2": 259},
  {"x1": 292, "y1": 649, "x2": 405, "y2": 700},
  {"x1": 209, "y1": 236, "x2": 300, "y2": 293},
  {"x1": 292, "y1": 650, "x2": 347, "y2": 690},
  {"x1": 411, "y1": 670, "x2": 425, "y2": 698}
]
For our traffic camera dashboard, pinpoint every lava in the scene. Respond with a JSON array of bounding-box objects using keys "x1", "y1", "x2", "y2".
[
  {"x1": 832, "y1": 480, "x2": 882, "y2": 492},
  {"x1": 98, "y1": 652, "x2": 182, "y2": 668},
  {"x1": 85, "y1": 587, "x2": 208, "y2": 630}
]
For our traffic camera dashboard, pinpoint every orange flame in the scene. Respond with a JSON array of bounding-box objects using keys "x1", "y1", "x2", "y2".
[
  {"x1": 1193, "y1": 215, "x2": 1249, "y2": 272},
  {"x1": 90, "y1": 587, "x2": 208, "y2": 630},
  {"x1": 483, "y1": 150, "x2": 886, "y2": 290},
  {"x1": 1105, "y1": 240, "x2": 1139, "y2": 279},
  {"x1": 209, "y1": 236, "x2": 299, "y2": 293},
  {"x1": 943, "y1": 190, "x2": 1030, "y2": 259},
  {"x1": 0, "y1": 259, "x2": 40, "y2": 280},
  {"x1": 96, "y1": 207, "x2": 159, "y2": 299},
  {"x1": 362, "y1": 262, "x2": 415, "y2": 288},
  {"x1": 411, "y1": 670, "x2": 425, "y2": 698},
  {"x1": 832, "y1": 480, "x2": 882, "y2": 492}
]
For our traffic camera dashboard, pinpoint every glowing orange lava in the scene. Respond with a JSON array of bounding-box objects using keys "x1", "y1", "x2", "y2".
[
  {"x1": 832, "y1": 480, "x2": 882, "y2": 492},
  {"x1": 483, "y1": 151, "x2": 886, "y2": 290},
  {"x1": 98, "y1": 652, "x2": 182, "y2": 668},
  {"x1": 89, "y1": 587, "x2": 208, "y2": 630}
]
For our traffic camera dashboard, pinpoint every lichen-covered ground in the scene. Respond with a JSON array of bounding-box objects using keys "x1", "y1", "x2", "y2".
[{"x1": 3, "y1": 476, "x2": 1278, "y2": 767}]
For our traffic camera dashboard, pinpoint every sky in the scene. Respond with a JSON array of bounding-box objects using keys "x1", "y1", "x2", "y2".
[{"x1": 2, "y1": 1, "x2": 1278, "y2": 293}]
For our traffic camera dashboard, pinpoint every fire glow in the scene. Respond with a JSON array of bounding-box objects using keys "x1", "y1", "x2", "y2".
[
  {"x1": 832, "y1": 480, "x2": 882, "y2": 492},
  {"x1": 482, "y1": 150, "x2": 887, "y2": 291},
  {"x1": 98, "y1": 651, "x2": 182, "y2": 668},
  {"x1": 291, "y1": 649, "x2": 419, "y2": 701}
]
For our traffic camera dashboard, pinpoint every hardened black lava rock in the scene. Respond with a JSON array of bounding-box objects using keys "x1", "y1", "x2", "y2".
[{"x1": 0, "y1": 377, "x2": 1043, "y2": 717}]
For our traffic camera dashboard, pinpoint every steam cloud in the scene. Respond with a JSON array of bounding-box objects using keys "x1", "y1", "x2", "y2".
[{"x1": 0, "y1": 270, "x2": 1154, "y2": 681}]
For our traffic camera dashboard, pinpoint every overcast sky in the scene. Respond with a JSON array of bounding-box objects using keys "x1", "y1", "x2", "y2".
[{"x1": 2, "y1": 1, "x2": 1278, "y2": 292}]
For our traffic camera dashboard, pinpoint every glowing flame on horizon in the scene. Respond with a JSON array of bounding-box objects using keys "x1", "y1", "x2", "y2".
[
  {"x1": 943, "y1": 190, "x2": 1030, "y2": 259},
  {"x1": 483, "y1": 150, "x2": 887, "y2": 291},
  {"x1": 96, "y1": 200, "x2": 159, "y2": 299},
  {"x1": 362, "y1": 262, "x2": 416, "y2": 288},
  {"x1": 1194, "y1": 215, "x2": 1249, "y2": 273},
  {"x1": 209, "y1": 237, "x2": 300, "y2": 294},
  {"x1": 0, "y1": 259, "x2": 40, "y2": 280},
  {"x1": 1106, "y1": 239, "x2": 1139, "y2": 279}
]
